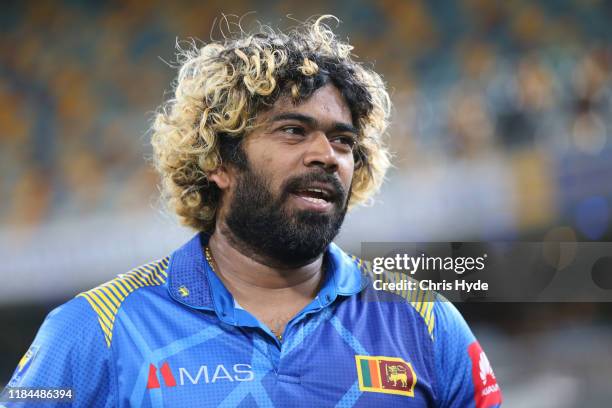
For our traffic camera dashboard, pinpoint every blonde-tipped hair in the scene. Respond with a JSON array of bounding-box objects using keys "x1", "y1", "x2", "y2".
[{"x1": 151, "y1": 15, "x2": 391, "y2": 232}]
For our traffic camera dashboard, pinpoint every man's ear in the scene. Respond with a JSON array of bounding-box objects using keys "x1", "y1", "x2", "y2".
[{"x1": 207, "y1": 165, "x2": 232, "y2": 190}]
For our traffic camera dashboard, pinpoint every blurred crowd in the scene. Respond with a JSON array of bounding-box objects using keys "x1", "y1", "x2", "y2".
[{"x1": 1, "y1": 0, "x2": 611, "y2": 239}]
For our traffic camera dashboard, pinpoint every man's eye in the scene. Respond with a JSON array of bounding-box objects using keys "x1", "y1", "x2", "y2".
[
  {"x1": 281, "y1": 126, "x2": 305, "y2": 135},
  {"x1": 332, "y1": 136, "x2": 357, "y2": 148}
]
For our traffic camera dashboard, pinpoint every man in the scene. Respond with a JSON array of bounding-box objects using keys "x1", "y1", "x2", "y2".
[{"x1": 2, "y1": 16, "x2": 502, "y2": 407}]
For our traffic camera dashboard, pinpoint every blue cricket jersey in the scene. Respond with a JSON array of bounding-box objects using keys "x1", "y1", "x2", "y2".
[{"x1": 2, "y1": 233, "x2": 502, "y2": 407}]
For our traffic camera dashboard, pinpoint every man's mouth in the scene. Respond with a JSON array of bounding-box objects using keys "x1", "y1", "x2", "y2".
[
  {"x1": 293, "y1": 187, "x2": 333, "y2": 204},
  {"x1": 288, "y1": 182, "x2": 339, "y2": 212}
]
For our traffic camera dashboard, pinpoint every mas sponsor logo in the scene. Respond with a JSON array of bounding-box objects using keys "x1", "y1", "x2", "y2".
[
  {"x1": 146, "y1": 362, "x2": 254, "y2": 389},
  {"x1": 355, "y1": 355, "x2": 417, "y2": 397},
  {"x1": 468, "y1": 341, "x2": 502, "y2": 407}
]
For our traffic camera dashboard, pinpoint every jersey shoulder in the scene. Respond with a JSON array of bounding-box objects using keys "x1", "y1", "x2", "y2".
[
  {"x1": 76, "y1": 256, "x2": 170, "y2": 347},
  {"x1": 5, "y1": 295, "x2": 108, "y2": 391},
  {"x1": 350, "y1": 257, "x2": 439, "y2": 339},
  {"x1": 353, "y1": 257, "x2": 476, "y2": 342}
]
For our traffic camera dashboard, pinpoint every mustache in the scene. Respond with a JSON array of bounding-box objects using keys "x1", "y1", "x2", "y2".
[{"x1": 281, "y1": 171, "x2": 346, "y2": 204}]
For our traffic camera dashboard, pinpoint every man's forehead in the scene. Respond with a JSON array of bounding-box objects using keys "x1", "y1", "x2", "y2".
[{"x1": 256, "y1": 84, "x2": 353, "y2": 126}]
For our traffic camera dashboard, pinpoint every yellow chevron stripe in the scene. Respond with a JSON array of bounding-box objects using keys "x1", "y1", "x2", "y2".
[
  {"x1": 135, "y1": 270, "x2": 152, "y2": 286},
  {"x1": 137, "y1": 268, "x2": 156, "y2": 285},
  {"x1": 426, "y1": 293, "x2": 435, "y2": 317},
  {"x1": 144, "y1": 266, "x2": 160, "y2": 285},
  {"x1": 104, "y1": 282, "x2": 126, "y2": 301},
  {"x1": 137, "y1": 266, "x2": 156, "y2": 286},
  {"x1": 128, "y1": 270, "x2": 148, "y2": 287},
  {"x1": 86, "y1": 290, "x2": 116, "y2": 323},
  {"x1": 94, "y1": 294, "x2": 119, "y2": 323},
  {"x1": 153, "y1": 265, "x2": 166, "y2": 283},
  {"x1": 128, "y1": 268, "x2": 146, "y2": 285},
  {"x1": 79, "y1": 294, "x2": 112, "y2": 337},
  {"x1": 77, "y1": 257, "x2": 170, "y2": 348},
  {"x1": 428, "y1": 310, "x2": 436, "y2": 335},
  {"x1": 98, "y1": 318, "x2": 111, "y2": 347},
  {"x1": 142, "y1": 264, "x2": 161, "y2": 285},
  {"x1": 147, "y1": 263, "x2": 164, "y2": 285},
  {"x1": 124, "y1": 273, "x2": 141, "y2": 290},
  {"x1": 79, "y1": 293, "x2": 113, "y2": 336},
  {"x1": 99, "y1": 286, "x2": 121, "y2": 309},
  {"x1": 413, "y1": 288, "x2": 425, "y2": 314},
  {"x1": 423, "y1": 295, "x2": 434, "y2": 323},
  {"x1": 115, "y1": 276, "x2": 135, "y2": 294}
]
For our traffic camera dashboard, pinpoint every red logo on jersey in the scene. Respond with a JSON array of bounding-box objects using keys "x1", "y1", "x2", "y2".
[
  {"x1": 468, "y1": 341, "x2": 502, "y2": 407},
  {"x1": 146, "y1": 362, "x2": 177, "y2": 389}
]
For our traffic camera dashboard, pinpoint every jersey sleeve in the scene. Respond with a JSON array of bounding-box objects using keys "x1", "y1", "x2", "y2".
[
  {"x1": 432, "y1": 297, "x2": 502, "y2": 408},
  {"x1": 1, "y1": 297, "x2": 115, "y2": 408}
]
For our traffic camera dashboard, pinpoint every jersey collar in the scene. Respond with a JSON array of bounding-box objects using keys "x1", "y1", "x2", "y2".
[{"x1": 167, "y1": 232, "x2": 365, "y2": 325}]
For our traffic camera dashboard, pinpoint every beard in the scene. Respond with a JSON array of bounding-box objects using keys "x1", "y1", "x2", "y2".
[{"x1": 224, "y1": 165, "x2": 349, "y2": 267}]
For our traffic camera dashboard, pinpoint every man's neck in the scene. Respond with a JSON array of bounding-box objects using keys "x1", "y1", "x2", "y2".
[
  {"x1": 206, "y1": 223, "x2": 326, "y2": 338},
  {"x1": 208, "y1": 223, "x2": 325, "y2": 290}
]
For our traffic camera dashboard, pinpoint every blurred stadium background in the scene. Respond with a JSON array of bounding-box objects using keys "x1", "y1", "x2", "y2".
[{"x1": 1, "y1": 1, "x2": 612, "y2": 406}]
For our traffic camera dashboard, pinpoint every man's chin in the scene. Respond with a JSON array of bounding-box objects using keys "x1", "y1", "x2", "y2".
[{"x1": 291, "y1": 207, "x2": 340, "y2": 226}]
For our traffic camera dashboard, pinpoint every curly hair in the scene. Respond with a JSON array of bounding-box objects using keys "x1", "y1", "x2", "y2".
[{"x1": 151, "y1": 15, "x2": 392, "y2": 232}]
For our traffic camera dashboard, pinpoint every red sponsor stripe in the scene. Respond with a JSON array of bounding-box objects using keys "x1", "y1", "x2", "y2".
[
  {"x1": 468, "y1": 341, "x2": 502, "y2": 407},
  {"x1": 368, "y1": 359, "x2": 381, "y2": 389},
  {"x1": 160, "y1": 362, "x2": 177, "y2": 387},
  {"x1": 146, "y1": 364, "x2": 160, "y2": 389}
]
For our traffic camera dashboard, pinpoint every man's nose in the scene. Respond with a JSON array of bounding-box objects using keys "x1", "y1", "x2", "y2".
[{"x1": 303, "y1": 131, "x2": 339, "y2": 172}]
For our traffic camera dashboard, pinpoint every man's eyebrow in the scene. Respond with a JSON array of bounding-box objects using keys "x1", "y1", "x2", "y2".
[
  {"x1": 332, "y1": 122, "x2": 359, "y2": 135},
  {"x1": 269, "y1": 112, "x2": 358, "y2": 134},
  {"x1": 269, "y1": 113, "x2": 316, "y2": 126}
]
